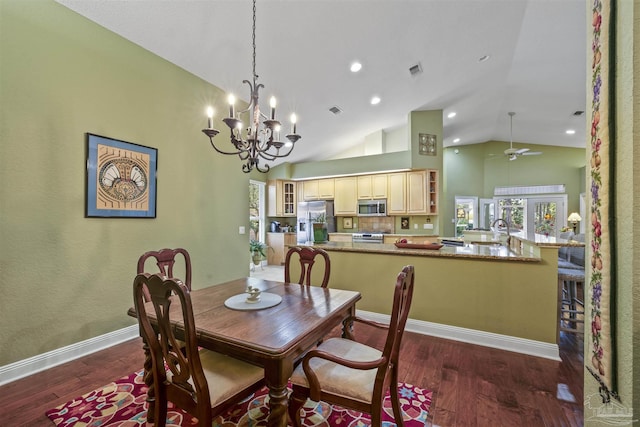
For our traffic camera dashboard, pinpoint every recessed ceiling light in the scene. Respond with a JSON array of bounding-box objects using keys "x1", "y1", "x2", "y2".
[
  {"x1": 350, "y1": 62, "x2": 362, "y2": 73},
  {"x1": 447, "y1": 112, "x2": 457, "y2": 119},
  {"x1": 478, "y1": 54, "x2": 491, "y2": 63},
  {"x1": 453, "y1": 138, "x2": 460, "y2": 143},
  {"x1": 566, "y1": 129, "x2": 576, "y2": 135},
  {"x1": 370, "y1": 96, "x2": 381, "y2": 105}
]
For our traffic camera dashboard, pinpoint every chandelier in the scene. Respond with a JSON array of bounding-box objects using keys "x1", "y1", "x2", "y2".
[{"x1": 202, "y1": 0, "x2": 301, "y2": 173}]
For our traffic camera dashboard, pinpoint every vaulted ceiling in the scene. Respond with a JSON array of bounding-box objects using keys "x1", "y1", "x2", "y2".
[{"x1": 56, "y1": 0, "x2": 587, "y2": 165}]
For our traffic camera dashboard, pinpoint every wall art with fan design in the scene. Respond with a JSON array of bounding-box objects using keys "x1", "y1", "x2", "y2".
[{"x1": 85, "y1": 133, "x2": 157, "y2": 218}]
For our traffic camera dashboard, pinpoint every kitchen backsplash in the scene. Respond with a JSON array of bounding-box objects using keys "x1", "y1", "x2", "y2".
[{"x1": 353, "y1": 217, "x2": 394, "y2": 233}]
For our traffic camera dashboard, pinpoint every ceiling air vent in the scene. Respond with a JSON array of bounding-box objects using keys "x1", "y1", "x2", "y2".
[
  {"x1": 409, "y1": 63, "x2": 423, "y2": 76},
  {"x1": 329, "y1": 106, "x2": 343, "y2": 115}
]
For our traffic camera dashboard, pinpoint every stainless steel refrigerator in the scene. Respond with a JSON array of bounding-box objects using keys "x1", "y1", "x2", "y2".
[{"x1": 296, "y1": 201, "x2": 336, "y2": 244}]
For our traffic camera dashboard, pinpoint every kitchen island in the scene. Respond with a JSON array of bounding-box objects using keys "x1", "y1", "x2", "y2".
[{"x1": 292, "y1": 237, "x2": 562, "y2": 359}]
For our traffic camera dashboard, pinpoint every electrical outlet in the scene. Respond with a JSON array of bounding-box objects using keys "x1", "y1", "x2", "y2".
[{"x1": 414, "y1": 223, "x2": 418, "y2": 229}]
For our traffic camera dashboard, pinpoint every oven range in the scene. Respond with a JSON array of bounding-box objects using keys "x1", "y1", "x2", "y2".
[{"x1": 351, "y1": 233, "x2": 384, "y2": 244}]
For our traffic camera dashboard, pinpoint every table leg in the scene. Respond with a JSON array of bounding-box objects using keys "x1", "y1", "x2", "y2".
[
  {"x1": 264, "y1": 360, "x2": 292, "y2": 427},
  {"x1": 342, "y1": 306, "x2": 356, "y2": 339},
  {"x1": 141, "y1": 338, "x2": 155, "y2": 423}
]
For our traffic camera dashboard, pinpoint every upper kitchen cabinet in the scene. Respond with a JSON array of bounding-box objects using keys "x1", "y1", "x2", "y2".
[
  {"x1": 387, "y1": 173, "x2": 407, "y2": 214},
  {"x1": 301, "y1": 178, "x2": 335, "y2": 200},
  {"x1": 334, "y1": 177, "x2": 358, "y2": 215},
  {"x1": 386, "y1": 170, "x2": 438, "y2": 215},
  {"x1": 407, "y1": 170, "x2": 427, "y2": 214},
  {"x1": 267, "y1": 180, "x2": 296, "y2": 217},
  {"x1": 357, "y1": 174, "x2": 388, "y2": 200}
]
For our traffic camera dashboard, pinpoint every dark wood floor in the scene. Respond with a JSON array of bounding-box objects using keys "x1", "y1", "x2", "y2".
[{"x1": 0, "y1": 329, "x2": 583, "y2": 426}]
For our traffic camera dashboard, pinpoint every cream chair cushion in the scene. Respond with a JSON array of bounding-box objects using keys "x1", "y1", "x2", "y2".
[
  {"x1": 168, "y1": 348, "x2": 264, "y2": 407},
  {"x1": 289, "y1": 337, "x2": 382, "y2": 403}
]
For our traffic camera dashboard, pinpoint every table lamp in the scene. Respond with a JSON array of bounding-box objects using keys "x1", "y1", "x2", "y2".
[{"x1": 568, "y1": 212, "x2": 582, "y2": 233}]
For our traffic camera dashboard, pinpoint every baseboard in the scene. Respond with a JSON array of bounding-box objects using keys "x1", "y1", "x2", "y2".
[
  {"x1": 0, "y1": 311, "x2": 561, "y2": 387},
  {"x1": 0, "y1": 325, "x2": 140, "y2": 386},
  {"x1": 356, "y1": 310, "x2": 561, "y2": 361}
]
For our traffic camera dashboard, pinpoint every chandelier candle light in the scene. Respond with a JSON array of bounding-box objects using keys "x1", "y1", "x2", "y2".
[{"x1": 202, "y1": 0, "x2": 301, "y2": 173}]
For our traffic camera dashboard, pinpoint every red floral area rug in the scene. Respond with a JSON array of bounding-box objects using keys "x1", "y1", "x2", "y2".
[{"x1": 45, "y1": 369, "x2": 431, "y2": 426}]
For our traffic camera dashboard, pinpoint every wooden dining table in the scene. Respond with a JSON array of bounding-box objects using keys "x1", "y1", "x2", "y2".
[{"x1": 127, "y1": 276, "x2": 361, "y2": 427}]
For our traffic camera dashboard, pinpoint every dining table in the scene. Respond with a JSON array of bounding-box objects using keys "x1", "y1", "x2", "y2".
[{"x1": 127, "y1": 276, "x2": 361, "y2": 427}]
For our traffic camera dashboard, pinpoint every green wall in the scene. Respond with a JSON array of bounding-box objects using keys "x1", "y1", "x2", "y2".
[
  {"x1": 0, "y1": 0, "x2": 252, "y2": 365},
  {"x1": 442, "y1": 141, "x2": 586, "y2": 236}
]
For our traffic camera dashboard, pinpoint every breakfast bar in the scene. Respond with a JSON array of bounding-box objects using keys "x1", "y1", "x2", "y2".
[{"x1": 291, "y1": 236, "x2": 564, "y2": 359}]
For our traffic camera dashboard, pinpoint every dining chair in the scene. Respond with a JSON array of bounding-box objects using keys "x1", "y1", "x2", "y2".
[
  {"x1": 284, "y1": 246, "x2": 331, "y2": 288},
  {"x1": 133, "y1": 273, "x2": 264, "y2": 427},
  {"x1": 137, "y1": 248, "x2": 192, "y2": 301},
  {"x1": 287, "y1": 265, "x2": 415, "y2": 427}
]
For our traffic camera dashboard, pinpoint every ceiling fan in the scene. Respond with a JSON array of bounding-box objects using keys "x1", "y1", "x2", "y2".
[{"x1": 504, "y1": 112, "x2": 542, "y2": 161}]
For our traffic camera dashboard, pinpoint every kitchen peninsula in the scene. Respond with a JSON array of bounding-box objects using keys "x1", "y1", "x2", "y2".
[{"x1": 292, "y1": 236, "x2": 564, "y2": 360}]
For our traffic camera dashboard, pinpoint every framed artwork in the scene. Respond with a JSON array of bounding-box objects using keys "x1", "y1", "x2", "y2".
[
  {"x1": 342, "y1": 217, "x2": 353, "y2": 229},
  {"x1": 86, "y1": 133, "x2": 157, "y2": 218},
  {"x1": 418, "y1": 133, "x2": 437, "y2": 156},
  {"x1": 401, "y1": 217, "x2": 409, "y2": 229}
]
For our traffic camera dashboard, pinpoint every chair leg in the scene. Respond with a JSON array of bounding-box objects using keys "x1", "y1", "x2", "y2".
[
  {"x1": 287, "y1": 388, "x2": 306, "y2": 427},
  {"x1": 371, "y1": 406, "x2": 382, "y2": 427},
  {"x1": 389, "y1": 381, "x2": 405, "y2": 427},
  {"x1": 155, "y1": 397, "x2": 167, "y2": 427}
]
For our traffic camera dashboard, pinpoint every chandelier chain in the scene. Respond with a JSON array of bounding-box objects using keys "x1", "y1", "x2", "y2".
[{"x1": 252, "y1": 0, "x2": 257, "y2": 81}]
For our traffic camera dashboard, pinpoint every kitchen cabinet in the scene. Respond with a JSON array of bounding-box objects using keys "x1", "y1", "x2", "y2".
[
  {"x1": 266, "y1": 232, "x2": 297, "y2": 265},
  {"x1": 357, "y1": 174, "x2": 388, "y2": 199},
  {"x1": 386, "y1": 170, "x2": 437, "y2": 215},
  {"x1": 302, "y1": 179, "x2": 335, "y2": 200},
  {"x1": 387, "y1": 173, "x2": 407, "y2": 214},
  {"x1": 302, "y1": 180, "x2": 318, "y2": 200},
  {"x1": 318, "y1": 178, "x2": 335, "y2": 199},
  {"x1": 328, "y1": 233, "x2": 353, "y2": 243},
  {"x1": 267, "y1": 180, "x2": 296, "y2": 217},
  {"x1": 334, "y1": 177, "x2": 358, "y2": 215},
  {"x1": 407, "y1": 170, "x2": 427, "y2": 214}
]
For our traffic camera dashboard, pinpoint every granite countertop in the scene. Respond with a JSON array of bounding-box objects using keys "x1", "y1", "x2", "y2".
[
  {"x1": 328, "y1": 232, "x2": 438, "y2": 237},
  {"x1": 310, "y1": 241, "x2": 540, "y2": 262}
]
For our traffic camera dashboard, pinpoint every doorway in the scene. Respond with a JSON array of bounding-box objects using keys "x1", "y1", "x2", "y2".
[{"x1": 454, "y1": 196, "x2": 478, "y2": 237}]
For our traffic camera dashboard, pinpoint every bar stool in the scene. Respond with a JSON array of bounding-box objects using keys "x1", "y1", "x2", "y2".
[{"x1": 557, "y1": 267, "x2": 585, "y2": 335}]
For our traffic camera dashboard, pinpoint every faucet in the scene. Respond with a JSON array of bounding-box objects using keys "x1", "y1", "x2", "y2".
[{"x1": 490, "y1": 218, "x2": 511, "y2": 247}]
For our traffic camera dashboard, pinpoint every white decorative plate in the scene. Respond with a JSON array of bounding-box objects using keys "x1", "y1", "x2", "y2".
[{"x1": 224, "y1": 292, "x2": 282, "y2": 311}]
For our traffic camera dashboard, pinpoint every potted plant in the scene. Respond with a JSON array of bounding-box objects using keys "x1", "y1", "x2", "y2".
[{"x1": 249, "y1": 239, "x2": 268, "y2": 265}]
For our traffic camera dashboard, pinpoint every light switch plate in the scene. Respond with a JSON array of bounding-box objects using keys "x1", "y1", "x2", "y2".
[
  {"x1": 239, "y1": 226, "x2": 246, "y2": 234},
  {"x1": 423, "y1": 223, "x2": 433, "y2": 229}
]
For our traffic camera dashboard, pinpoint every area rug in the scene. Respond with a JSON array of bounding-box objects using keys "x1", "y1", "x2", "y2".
[{"x1": 45, "y1": 369, "x2": 431, "y2": 426}]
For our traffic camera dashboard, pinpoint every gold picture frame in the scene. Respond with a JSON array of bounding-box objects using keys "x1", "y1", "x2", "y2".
[{"x1": 343, "y1": 217, "x2": 353, "y2": 229}]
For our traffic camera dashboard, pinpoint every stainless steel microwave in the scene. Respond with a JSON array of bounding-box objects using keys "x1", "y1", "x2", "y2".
[{"x1": 357, "y1": 199, "x2": 387, "y2": 216}]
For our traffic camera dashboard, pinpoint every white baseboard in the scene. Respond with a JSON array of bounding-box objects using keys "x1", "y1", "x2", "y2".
[
  {"x1": 0, "y1": 325, "x2": 140, "y2": 386},
  {"x1": 0, "y1": 312, "x2": 561, "y2": 387},
  {"x1": 357, "y1": 310, "x2": 561, "y2": 361}
]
